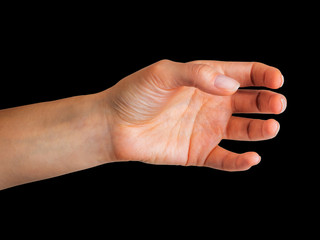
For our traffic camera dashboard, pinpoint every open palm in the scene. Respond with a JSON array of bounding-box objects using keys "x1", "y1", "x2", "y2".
[{"x1": 106, "y1": 60, "x2": 286, "y2": 171}]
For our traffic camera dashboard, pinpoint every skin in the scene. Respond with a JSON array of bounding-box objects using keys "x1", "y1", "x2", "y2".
[{"x1": 0, "y1": 60, "x2": 286, "y2": 190}]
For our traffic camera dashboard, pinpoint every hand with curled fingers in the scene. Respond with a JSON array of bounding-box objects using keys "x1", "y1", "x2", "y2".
[{"x1": 104, "y1": 59, "x2": 286, "y2": 171}]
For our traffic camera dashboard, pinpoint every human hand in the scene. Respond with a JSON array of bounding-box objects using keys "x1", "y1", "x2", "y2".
[{"x1": 103, "y1": 60, "x2": 286, "y2": 171}]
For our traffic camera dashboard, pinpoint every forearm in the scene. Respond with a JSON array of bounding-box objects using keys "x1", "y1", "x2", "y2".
[{"x1": 0, "y1": 92, "x2": 113, "y2": 190}]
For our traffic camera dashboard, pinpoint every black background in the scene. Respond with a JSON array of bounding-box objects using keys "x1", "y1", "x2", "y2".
[{"x1": 0, "y1": 3, "x2": 315, "y2": 236}]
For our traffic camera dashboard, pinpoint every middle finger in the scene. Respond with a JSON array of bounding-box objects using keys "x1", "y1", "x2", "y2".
[{"x1": 231, "y1": 89, "x2": 287, "y2": 114}]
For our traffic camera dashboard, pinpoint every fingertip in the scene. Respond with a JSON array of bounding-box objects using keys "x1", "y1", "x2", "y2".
[
  {"x1": 270, "y1": 94, "x2": 287, "y2": 114},
  {"x1": 280, "y1": 96, "x2": 287, "y2": 114},
  {"x1": 280, "y1": 74, "x2": 285, "y2": 88},
  {"x1": 237, "y1": 152, "x2": 261, "y2": 171},
  {"x1": 246, "y1": 152, "x2": 261, "y2": 165},
  {"x1": 265, "y1": 68, "x2": 283, "y2": 89},
  {"x1": 263, "y1": 119, "x2": 280, "y2": 138}
]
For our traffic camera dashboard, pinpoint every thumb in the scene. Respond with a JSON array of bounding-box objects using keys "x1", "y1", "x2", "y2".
[{"x1": 154, "y1": 60, "x2": 240, "y2": 96}]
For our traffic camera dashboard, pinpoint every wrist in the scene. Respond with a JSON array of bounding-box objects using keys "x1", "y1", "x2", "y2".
[{"x1": 81, "y1": 92, "x2": 116, "y2": 165}]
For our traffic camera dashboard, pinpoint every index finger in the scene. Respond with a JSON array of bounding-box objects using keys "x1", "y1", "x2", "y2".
[{"x1": 190, "y1": 60, "x2": 284, "y2": 89}]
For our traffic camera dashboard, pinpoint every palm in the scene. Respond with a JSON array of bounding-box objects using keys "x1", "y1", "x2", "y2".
[
  {"x1": 149, "y1": 87, "x2": 232, "y2": 167},
  {"x1": 114, "y1": 87, "x2": 231, "y2": 166},
  {"x1": 108, "y1": 60, "x2": 285, "y2": 171}
]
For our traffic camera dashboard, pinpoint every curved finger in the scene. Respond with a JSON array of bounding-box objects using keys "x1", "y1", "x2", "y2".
[
  {"x1": 232, "y1": 89, "x2": 287, "y2": 114},
  {"x1": 224, "y1": 116, "x2": 280, "y2": 141},
  {"x1": 190, "y1": 60, "x2": 284, "y2": 89},
  {"x1": 149, "y1": 60, "x2": 240, "y2": 96},
  {"x1": 204, "y1": 146, "x2": 261, "y2": 171}
]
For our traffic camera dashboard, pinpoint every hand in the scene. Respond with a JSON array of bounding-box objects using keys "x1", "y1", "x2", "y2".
[{"x1": 103, "y1": 60, "x2": 286, "y2": 171}]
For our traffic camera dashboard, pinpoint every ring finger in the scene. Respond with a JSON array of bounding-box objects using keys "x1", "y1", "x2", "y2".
[{"x1": 224, "y1": 116, "x2": 280, "y2": 141}]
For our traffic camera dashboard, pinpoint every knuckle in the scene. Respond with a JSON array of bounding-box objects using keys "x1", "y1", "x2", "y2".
[
  {"x1": 191, "y1": 63, "x2": 209, "y2": 76},
  {"x1": 147, "y1": 59, "x2": 173, "y2": 80},
  {"x1": 151, "y1": 59, "x2": 172, "y2": 72},
  {"x1": 145, "y1": 59, "x2": 174, "y2": 89},
  {"x1": 190, "y1": 63, "x2": 213, "y2": 83},
  {"x1": 250, "y1": 61, "x2": 263, "y2": 85},
  {"x1": 157, "y1": 59, "x2": 172, "y2": 65},
  {"x1": 246, "y1": 119, "x2": 255, "y2": 140},
  {"x1": 255, "y1": 91, "x2": 263, "y2": 112}
]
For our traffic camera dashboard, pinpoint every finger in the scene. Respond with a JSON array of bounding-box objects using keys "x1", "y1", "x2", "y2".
[
  {"x1": 190, "y1": 60, "x2": 284, "y2": 89},
  {"x1": 224, "y1": 116, "x2": 280, "y2": 141},
  {"x1": 232, "y1": 90, "x2": 287, "y2": 114},
  {"x1": 150, "y1": 60, "x2": 240, "y2": 96},
  {"x1": 204, "y1": 146, "x2": 261, "y2": 171}
]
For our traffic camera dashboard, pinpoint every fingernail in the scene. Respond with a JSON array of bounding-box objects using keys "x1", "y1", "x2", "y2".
[
  {"x1": 280, "y1": 74, "x2": 284, "y2": 87},
  {"x1": 280, "y1": 97, "x2": 287, "y2": 113},
  {"x1": 214, "y1": 75, "x2": 240, "y2": 91},
  {"x1": 253, "y1": 154, "x2": 261, "y2": 165}
]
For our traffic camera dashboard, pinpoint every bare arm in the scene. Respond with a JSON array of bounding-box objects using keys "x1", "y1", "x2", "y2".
[{"x1": 0, "y1": 93, "x2": 113, "y2": 189}]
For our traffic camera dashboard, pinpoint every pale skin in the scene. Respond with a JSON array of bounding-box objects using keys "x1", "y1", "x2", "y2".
[{"x1": 0, "y1": 60, "x2": 286, "y2": 190}]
